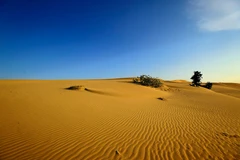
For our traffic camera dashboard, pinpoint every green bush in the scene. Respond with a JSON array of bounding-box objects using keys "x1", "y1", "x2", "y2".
[
  {"x1": 205, "y1": 82, "x2": 213, "y2": 89},
  {"x1": 133, "y1": 78, "x2": 139, "y2": 83},
  {"x1": 133, "y1": 75, "x2": 162, "y2": 88}
]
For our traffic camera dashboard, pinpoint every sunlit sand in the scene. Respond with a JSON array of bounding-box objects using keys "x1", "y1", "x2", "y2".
[{"x1": 0, "y1": 79, "x2": 240, "y2": 159}]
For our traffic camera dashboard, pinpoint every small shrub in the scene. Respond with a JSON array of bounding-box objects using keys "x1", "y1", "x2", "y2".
[
  {"x1": 66, "y1": 85, "x2": 85, "y2": 90},
  {"x1": 151, "y1": 78, "x2": 162, "y2": 88},
  {"x1": 133, "y1": 78, "x2": 139, "y2": 83},
  {"x1": 133, "y1": 75, "x2": 162, "y2": 88},
  {"x1": 205, "y1": 82, "x2": 213, "y2": 89}
]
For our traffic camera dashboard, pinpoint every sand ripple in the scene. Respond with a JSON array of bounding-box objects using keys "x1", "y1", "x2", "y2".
[{"x1": 1, "y1": 80, "x2": 240, "y2": 159}]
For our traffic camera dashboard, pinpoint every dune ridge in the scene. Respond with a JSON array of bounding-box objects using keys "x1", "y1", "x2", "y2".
[{"x1": 0, "y1": 79, "x2": 240, "y2": 159}]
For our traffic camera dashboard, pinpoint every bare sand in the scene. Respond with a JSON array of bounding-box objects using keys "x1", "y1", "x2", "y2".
[{"x1": 0, "y1": 79, "x2": 240, "y2": 160}]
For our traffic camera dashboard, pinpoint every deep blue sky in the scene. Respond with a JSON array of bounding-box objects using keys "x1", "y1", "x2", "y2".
[{"x1": 1, "y1": 0, "x2": 240, "y2": 82}]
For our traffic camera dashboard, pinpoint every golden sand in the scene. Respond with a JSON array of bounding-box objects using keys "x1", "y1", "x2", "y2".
[{"x1": 0, "y1": 79, "x2": 240, "y2": 160}]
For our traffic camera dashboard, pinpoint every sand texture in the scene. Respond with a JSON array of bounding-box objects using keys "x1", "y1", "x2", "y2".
[{"x1": 0, "y1": 79, "x2": 240, "y2": 160}]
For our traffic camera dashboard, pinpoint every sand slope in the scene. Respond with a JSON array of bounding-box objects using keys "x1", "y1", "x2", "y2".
[
  {"x1": 0, "y1": 79, "x2": 240, "y2": 160},
  {"x1": 211, "y1": 83, "x2": 240, "y2": 99}
]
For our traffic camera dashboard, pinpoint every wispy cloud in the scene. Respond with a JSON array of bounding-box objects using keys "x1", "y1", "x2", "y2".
[{"x1": 189, "y1": 0, "x2": 240, "y2": 31}]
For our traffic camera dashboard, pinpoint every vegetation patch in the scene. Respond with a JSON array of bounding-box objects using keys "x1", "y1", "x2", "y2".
[
  {"x1": 133, "y1": 75, "x2": 162, "y2": 88},
  {"x1": 204, "y1": 82, "x2": 213, "y2": 89},
  {"x1": 190, "y1": 71, "x2": 213, "y2": 89},
  {"x1": 190, "y1": 71, "x2": 202, "y2": 87},
  {"x1": 66, "y1": 85, "x2": 85, "y2": 90}
]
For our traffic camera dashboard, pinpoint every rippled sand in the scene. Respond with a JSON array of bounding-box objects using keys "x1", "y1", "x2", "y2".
[{"x1": 0, "y1": 79, "x2": 240, "y2": 160}]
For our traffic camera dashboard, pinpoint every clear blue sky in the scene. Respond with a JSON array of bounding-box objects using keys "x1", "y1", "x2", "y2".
[{"x1": 1, "y1": 0, "x2": 240, "y2": 82}]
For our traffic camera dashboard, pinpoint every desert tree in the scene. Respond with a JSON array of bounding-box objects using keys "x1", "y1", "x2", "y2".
[{"x1": 191, "y1": 71, "x2": 203, "y2": 86}]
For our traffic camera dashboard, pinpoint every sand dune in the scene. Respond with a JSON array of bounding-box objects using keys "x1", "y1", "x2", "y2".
[
  {"x1": 0, "y1": 79, "x2": 240, "y2": 160},
  {"x1": 211, "y1": 83, "x2": 240, "y2": 99},
  {"x1": 166, "y1": 80, "x2": 189, "y2": 83}
]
